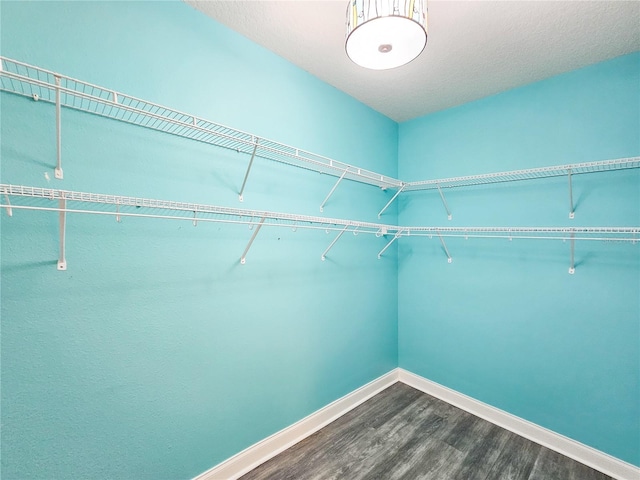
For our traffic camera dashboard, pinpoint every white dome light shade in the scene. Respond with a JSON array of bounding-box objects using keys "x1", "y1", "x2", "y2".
[{"x1": 346, "y1": 0, "x2": 428, "y2": 70}]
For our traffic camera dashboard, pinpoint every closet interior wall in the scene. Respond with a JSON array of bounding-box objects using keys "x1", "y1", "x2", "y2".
[
  {"x1": 398, "y1": 52, "x2": 640, "y2": 467},
  {"x1": 1, "y1": 1, "x2": 638, "y2": 479},
  {"x1": 0, "y1": 2, "x2": 399, "y2": 479}
]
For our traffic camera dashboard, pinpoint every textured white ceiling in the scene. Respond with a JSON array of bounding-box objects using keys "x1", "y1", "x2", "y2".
[{"x1": 186, "y1": 1, "x2": 640, "y2": 122}]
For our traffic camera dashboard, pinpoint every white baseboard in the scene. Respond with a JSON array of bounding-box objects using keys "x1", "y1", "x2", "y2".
[
  {"x1": 194, "y1": 369, "x2": 400, "y2": 480},
  {"x1": 398, "y1": 368, "x2": 640, "y2": 480},
  {"x1": 195, "y1": 367, "x2": 639, "y2": 480}
]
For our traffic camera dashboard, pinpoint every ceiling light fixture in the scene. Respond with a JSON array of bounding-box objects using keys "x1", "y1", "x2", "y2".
[{"x1": 346, "y1": 0, "x2": 428, "y2": 70}]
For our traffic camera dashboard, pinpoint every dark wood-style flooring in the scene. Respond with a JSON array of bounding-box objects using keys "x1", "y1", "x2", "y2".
[{"x1": 240, "y1": 382, "x2": 612, "y2": 480}]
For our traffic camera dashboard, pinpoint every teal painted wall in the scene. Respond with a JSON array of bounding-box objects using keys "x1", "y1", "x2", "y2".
[
  {"x1": 398, "y1": 53, "x2": 640, "y2": 466},
  {"x1": 0, "y1": 2, "x2": 399, "y2": 479},
  {"x1": 2, "y1": 0, "x2": 638, "y2": 477}
]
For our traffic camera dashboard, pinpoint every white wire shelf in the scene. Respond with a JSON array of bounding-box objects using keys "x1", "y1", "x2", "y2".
[
  {"x1": 375, "y1": 156, "x2": 640, "y2": 220},
  {"x1": 398, "y1": 226, "x2": 639, "y2": 242},
  {"x1": 403, "y1": 157, "x2": 640, "y2": 191},
  {"x1": 0, "y1": 57, "x2": 403, "y2": 190},
  {"x1": 3, "y1": 57, "x2": 638, "y2": 219},
  {"x1": 0, "y1": 184, "x2": 399, "y2": 268},
  {"x1": 0, "y1": 184, "x2": 396, "y2": 234},
  {"x1": 2, "y1": 184, "x2": 637, "y2": 272}
]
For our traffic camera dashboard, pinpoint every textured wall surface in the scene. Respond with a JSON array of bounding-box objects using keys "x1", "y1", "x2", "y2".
[
  {"x1": 398, "y1": 52, "x2": 640, "y2": 466},
  {"x1": 0, "y1": 2, "x2": 398, "y2": 479},
  {"x1": 2, "y1": 1, "x2": 639, "y2": 478}
]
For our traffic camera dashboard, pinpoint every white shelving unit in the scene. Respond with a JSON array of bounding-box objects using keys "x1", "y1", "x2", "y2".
[
  {"x1": 0, "y1": 56, "x2": 403, "y2": 203},
  {"x1": 405, "y1": 158, "x2": 640, "y2": 190},
  {"x1": 1, "y1": 57, "x2": 638, "y2": 274},
  {"x1": 0, "y1": 184, "x2": 399, "y2": 269},
  {"x1": 2, "y1": 184, "x2": 637, "y2": 273},
  {"x1": 377, "y1": 157, "x2": 640, "y2": 219},
  {"x1": 2, "y1": 56, "x2": 639, "y2": 217}
]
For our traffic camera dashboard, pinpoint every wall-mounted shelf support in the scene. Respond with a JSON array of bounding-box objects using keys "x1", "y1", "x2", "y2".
[
  {"x1": 378, "y1": 184, "x2": 406, "y2": 219},
  {"x1": 378, "y1": 228, "x2": 403, "y2": 259},
  {"x1": 57, "y1": 196, "x2": 67, "y2": 270},
  {"x1": 3, "y1": 191, "x2": 12, "y2": 217},
  {"x1": 116, "y1": 200, "x2": 122, "y2": 223},
  {"x1": 240, "y1": 216, "x2": 265, "y2": 264},
  {"x1": 437, "y1": 232, "x2": 453, "y2": 263},
  {"x1": 321, "y1": 225, "x2": 349, "y2": 261},
  {"x1": 54, "y1": 75, "x2": 63, "y2": 180},
  {"x1": 320, "y1": 170, "x2": 348, "y2": 212},
  {"x1": 436, "y1": 183, "x2": 453, "y2": 220},
  {"x1": 568, "y1": 168, "x2": 575, "y2": 219},
  {"x1": 239, "y1": 138, "x2": 259, "y2": 202},
  {"x1": 569, "y1": 231, "x2": 575, "y2": 274}
]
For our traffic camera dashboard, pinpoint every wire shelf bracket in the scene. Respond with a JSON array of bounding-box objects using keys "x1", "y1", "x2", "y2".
[
  {"x1": 57, "y1": 195, "x2": 67, "y2": 270},
  {"x1": 238, "y1": 138, "x2": 259, "y2": 202},
  {"x1": 240, "y1": 216, "x2": 265, "y2": 265},
  {"x1": 3, "y1": 192, "x2": 12, "y2": 217},
  {"x1": 378, "y1": 183, "x2": 407, "y2": 219},
  {"x1": 320, "y1": 170, "x2": 348, "y2": 213},
  {"x1": 569, "y1": 231, "x2": 576, "y2": 274},
  {"x1": 378, "y1": 228, "x2": 404, "y2": 259},
  {"x1": 437, "y1": 232, "x2": 453, "y2": 263},
  {"x1": 436, "y1": 183, "x2": 453, "y2": 220},
  {"x1": 54, "y1": 75, "x2": 63, "y2": 179},
  {"x1": 568, "y1": 168, "x2": 575, "y2": 219},
  {"x1": 321, "y1": 225, "x2": 349, "y2": 261}
]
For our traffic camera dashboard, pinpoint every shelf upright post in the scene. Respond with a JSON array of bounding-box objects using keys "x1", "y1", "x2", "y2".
[
  {"x1": 239, "y1": 137, "x2": 259, "y2": 202},
  {"x1": 378, "y1": 183, "x2": 406, "y2": 219},
  {"x1": 57, "y1": 195, "x2": 67, "y2": 270},
  {"x1": 240, "y1": 216, "x2": 265, "y2": 264},
  {"x1": 54, "y1": 75, "x2": 63, "y2": 179},
  {"x1": 568, "y1": 168, "x2": 575, "y2": 219},
  {"x1": 320, "y1": 170, "x2": 348, "y2": 212},
  {"x1": 568, "y1": 231, "x2": 575, "y2": 274},
  {"x1": 436, "y1": 183, "x2": 453, "y2": 220},
  {"x1": 378, "y1": 228, "x2": 403, "y2": 259},
  {"x1": 437, "y1": 232, "x2": 453, "y2": 263},
  {"x1": 321, "y1": 225, "x2": 349, "y2": 261}
]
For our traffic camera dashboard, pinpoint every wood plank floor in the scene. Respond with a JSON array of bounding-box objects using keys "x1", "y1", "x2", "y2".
[{"x1": 240, "y1": 382, "x2": 612, "y2": 480}]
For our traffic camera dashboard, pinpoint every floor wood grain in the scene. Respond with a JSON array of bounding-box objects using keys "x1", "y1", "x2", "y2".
[{"x1": 240, "y1": 382, "x2": 613, "y2": 480}]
